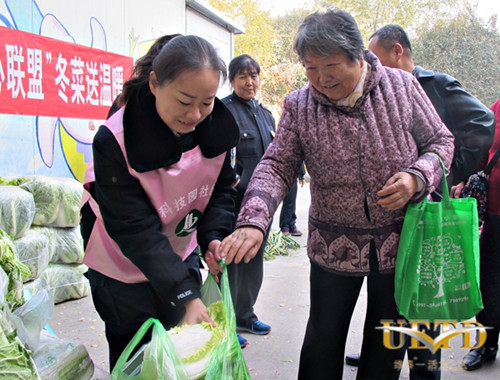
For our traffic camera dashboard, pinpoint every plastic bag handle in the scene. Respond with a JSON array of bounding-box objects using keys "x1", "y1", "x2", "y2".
[{"x1": 112, "y1": 317, "x2": 159, "y2": 372}]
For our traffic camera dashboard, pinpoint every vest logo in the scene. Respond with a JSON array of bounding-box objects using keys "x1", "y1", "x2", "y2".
[
  {"x1": 377, "y1": 320, "x2": 490, "y2": 353},
  {"x1": 175, "y1": 210, "x2": 202, "y2": 237}
]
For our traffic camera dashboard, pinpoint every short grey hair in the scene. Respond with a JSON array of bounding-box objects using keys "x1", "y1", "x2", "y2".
[{"x1": 293, "y1": 8, "x2": 364, "y2": 63}]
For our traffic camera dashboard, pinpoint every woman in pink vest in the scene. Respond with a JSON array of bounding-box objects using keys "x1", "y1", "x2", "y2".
[{"x1": 80, "y1": 35, "x2": 239, "y2": 370}]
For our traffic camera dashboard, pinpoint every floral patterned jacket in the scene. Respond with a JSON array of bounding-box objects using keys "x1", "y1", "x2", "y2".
[{"x1": 236, "y1": 51, "x2": 455, "y2": 275}]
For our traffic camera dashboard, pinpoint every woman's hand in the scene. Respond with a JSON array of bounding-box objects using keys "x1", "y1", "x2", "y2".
[
  {"x1": 220, "y1": 227, "x2": 264, "y2": 264},
  {"x1": 451, "y1": 181, "x2": 465, "y2": 198},
  {"x1": 204, "y1": 240, "x2": 224, "y2": 281},
  {"x1": 377, "y1": 172, "x2": 418, "y2": 210},
  {"x1": 182, "y1": 298, "x2": 215, "y2": 327}
]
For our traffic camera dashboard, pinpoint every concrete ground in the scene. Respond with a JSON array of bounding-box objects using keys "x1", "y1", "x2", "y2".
[{"x1": 49, "y1": 182, "x2": 500, "y2": 379}]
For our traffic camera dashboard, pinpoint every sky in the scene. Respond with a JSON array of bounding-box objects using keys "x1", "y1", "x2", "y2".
[{"x1": 263, "y1": 0, "x2": 500, "y2": 23}]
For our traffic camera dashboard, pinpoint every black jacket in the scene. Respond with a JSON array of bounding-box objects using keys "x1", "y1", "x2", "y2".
[
  {"x1": 222, "y1": 92, "x2": 275, "y2": 209},
  {"x1": 82, "y1": 84, "x2": 239, "y2": 305},
  {"x1": 413, "y1": 66, "x2": 495, "y2": 187}
]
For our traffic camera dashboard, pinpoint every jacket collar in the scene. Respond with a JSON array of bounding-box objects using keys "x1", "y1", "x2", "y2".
[
  {"x1": 227, "y1": 92, "x2": 259, "y2": 110},
  {"x1": 412, "y1": 66, "x2": 436, "y2": 79},
  {"x1": 123, "y1": 83, "x2": 239, "y2": 172}
]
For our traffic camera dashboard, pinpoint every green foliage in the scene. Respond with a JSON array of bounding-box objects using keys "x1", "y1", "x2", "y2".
[
  {"x1": 311, "y1": 0, "x2": 466, "y2": 41},
  {"x1": 264, "y1": 230, "x2": 301, "y2": 261},
  {"x1": 413, "y1": 10, "x2": 500, "y2": 107},
  {"x1": 207, "y1": 0, "x2": 275, "y2": 69},
  {"x1": 209, "y1": 0, "x2": 500, "y2": 113}
]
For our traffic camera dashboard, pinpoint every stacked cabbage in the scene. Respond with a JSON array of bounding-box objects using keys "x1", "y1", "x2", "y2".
[{"x1": 0, "y1": 186, "x2": 35, "y2": 239}]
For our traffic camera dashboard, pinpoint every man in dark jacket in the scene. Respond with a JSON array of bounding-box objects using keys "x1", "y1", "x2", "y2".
[
  {"x1": 368, "y1": 25, "x2": 495, "y2": 192},
  {"x1": 344, "y1": 24, "x2": 495, "y2": 380}
]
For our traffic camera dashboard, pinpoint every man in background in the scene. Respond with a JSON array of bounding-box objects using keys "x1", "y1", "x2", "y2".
[{"x1": 345, "y1": 24, "x2": 495, "y2": 379}]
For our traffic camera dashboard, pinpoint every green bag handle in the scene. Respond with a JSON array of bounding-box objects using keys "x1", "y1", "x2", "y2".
[
  {"x1": 112, "y1": 317, "x2": 160, "y2": 376},
  {"x1": 438, "y1": 157, "x2": 450, "y2": 202},
  {"x1": 424, "y1": 153, "x2": 449, "y2": 203}
]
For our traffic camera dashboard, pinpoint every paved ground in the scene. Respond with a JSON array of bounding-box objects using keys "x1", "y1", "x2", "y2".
[{"x1": 49, "y1": 182, "x2": 500, "y2": 379}]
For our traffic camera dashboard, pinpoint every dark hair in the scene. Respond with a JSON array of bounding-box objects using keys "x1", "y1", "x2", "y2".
[
  {"x1": 228, "y1": 54, "x2": 260, "y2": 81},
  {"x1": 152, "y1": 35, "x2": 226, "y2": 85},
  {"x1": 120, "y1": 34, "x2": 180, "y2": 105},
  {"x1": 121, "y1": 35, "x2": 226, "y2": 104},
  {"x1": 293, "y1": 8, "x2": 364, "y2": 63},
  {"x1": 370, "y1": 24, "x2": 413, "y2": 55}
]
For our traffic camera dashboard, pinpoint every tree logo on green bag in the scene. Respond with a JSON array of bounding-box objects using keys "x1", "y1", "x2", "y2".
[
  {"x1": 417, "y1": 233, "x2": 465, "y2": 299},
  {"x1": 175, "y1": 210, "x2": 202, "y2": 237}
]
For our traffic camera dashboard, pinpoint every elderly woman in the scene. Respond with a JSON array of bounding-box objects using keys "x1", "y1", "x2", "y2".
[{"x1": 219, "y1": 8, "x2": 455, "y2": 380}]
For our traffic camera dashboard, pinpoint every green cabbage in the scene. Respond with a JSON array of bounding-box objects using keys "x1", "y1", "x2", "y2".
[
  {"x1": 0, "y1": 267, "x2": 41, "y2": 379},
  {"x1": 31, "y1": 226, "x2": 84, "y2": 264},
  {"x1": 0, "y1": 309, "x2": 41, "y2": 379},
  {"x1": 13, "y1": 230, "x2": 50, "y2": 282},
  {"x1": 159, "y1": 301, "x2": 226, "y2": 380},
  {"x1": 23, "y1": 263, "x2": 89, "y2": 304},
  {"x1": 0, "y1": 186, "x2": 36, "y2": 239},
  {"x1": 18, "y1": 176, "x2": 83, "y2": 228},
  {"x1": 53, "y1": 178, "x2": 83, "y2": 228},
  {"x1": 0, "y1": 231, "x2": 31, "y2": 309},
  {"x1": 38, "y1": 263, "x2": 89, "y2": 304},
  {"x1": 32, "y1": 331, "x2": 94, "y2": 380},
  {"x1": 18, "y1": 176, "x2": 62, "y2": 226}
]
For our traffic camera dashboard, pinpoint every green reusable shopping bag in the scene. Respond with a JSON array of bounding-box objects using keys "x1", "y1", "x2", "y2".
[{"x1": 394, "y1": 159, "x2": 483, "y2": 321}]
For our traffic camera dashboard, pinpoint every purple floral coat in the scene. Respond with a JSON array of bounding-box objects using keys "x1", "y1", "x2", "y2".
[{"x1": 236, "y1": 51, "x2": 455, "y2": 275}]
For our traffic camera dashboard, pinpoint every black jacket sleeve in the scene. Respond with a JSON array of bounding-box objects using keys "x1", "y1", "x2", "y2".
[
  {"x1": 92, "y1": 126, "x2": 201, "y2": 307},
  {"x1": 196, "y1": 149, "x2": 237, "y2": 255},
  {"x1": 416, "y1": 68, "x2": 495, "y2": 185}
]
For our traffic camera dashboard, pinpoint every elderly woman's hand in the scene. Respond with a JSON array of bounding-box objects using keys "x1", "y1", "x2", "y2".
[
  {"x1": 377, "y1": 172, "x2": 418, "y2": 210},
  {"x1": 219, "y1": 227, "x2": 264, "y2": 265},
  {"x1": 450, "y1": 181, "x2": 465, "y2": 198},
  {"x1": 204, "y1": 240, "x2": 224, "y2": 281}
]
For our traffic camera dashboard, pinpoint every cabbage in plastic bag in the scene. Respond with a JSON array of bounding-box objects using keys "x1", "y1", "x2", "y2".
[
  {"x1": 0, "y1": 267, "x2": 41, "y2": 379},
  {"x1": 0, "y1": 186, "x2": 36, "y2": 239},
  {"x1": 31, "y1": 226, "x2": 84, "y2": 264},
  {"x1": 11, "y1": 289, "x2": 54, "y2": 351},
  {"x1": 18, "y1": 175, "x2": 83, "y2": 228},
  {"x1": 33, "y1": 330, "x2": 94, "y2": 380},
  {"x1": 18, "y1": 175, "x2": 62, "y2": 226},
  {"x1": 37, "y1": 263, "x2": 90, "y2": 304},
  {"x1": 0, "y1": 231, "x2": 31, "y2": 309},
  {"x1": 14, "y1": 229, "x2": 50, "y2": 282}
]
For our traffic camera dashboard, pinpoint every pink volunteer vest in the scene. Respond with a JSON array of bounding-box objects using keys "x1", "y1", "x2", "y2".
[{"x1": 83, "y1": 107, "x2": 226, "y2": 283}]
